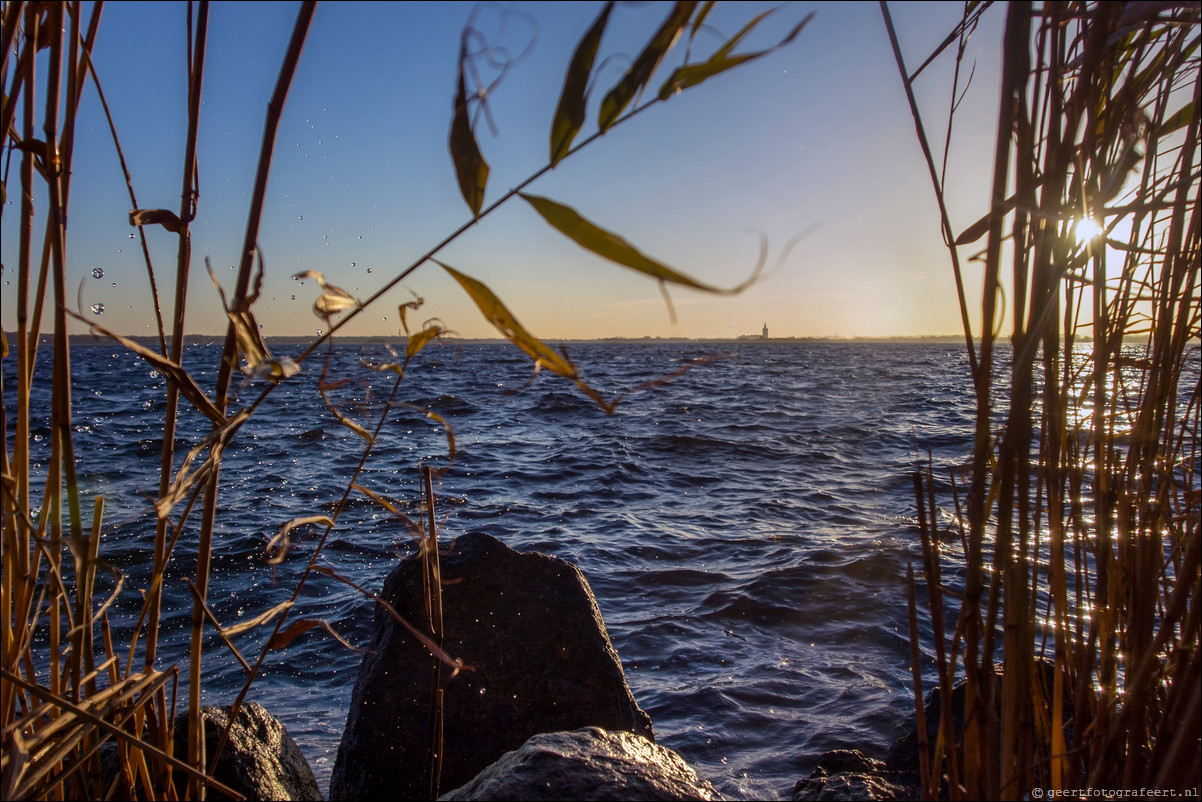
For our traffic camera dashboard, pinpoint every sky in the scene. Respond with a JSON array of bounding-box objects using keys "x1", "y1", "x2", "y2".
[{"x1": 2, "y1": 1, "x2": 1007, "y2": 340}]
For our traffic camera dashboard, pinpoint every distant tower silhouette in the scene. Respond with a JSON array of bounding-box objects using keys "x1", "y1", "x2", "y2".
[{"x1": 762, "y1": 322, "x2": 769, "y2": 339}]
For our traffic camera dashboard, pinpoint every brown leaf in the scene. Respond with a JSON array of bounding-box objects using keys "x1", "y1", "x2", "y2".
[{"x1": 129, "y1": 208, "x2": 183, "y2": 234}]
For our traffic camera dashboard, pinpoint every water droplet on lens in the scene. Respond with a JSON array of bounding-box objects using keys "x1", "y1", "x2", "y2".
[
  {"x1": 291, "y1": 295, "x2": 297, "y2": 300},
  {"x1": 351, "y1": 262, "x2": 356, "y2": 267},
  {"x1": 366, "y1": 268, "x2": 372, "y2": 274},
  {"x1": 316, "y1": 329, "x2": 323, "y2": 336},
  {"x1": 112, "y1": 282, "x2": 117, "y2": 287},
  {"x1": 91, "y1": 303, "x2": 104, "y2": 315},
  {"x1": 259, "y1": 323, "x2": 264, "y2": 329},
  {"x1": 128, "y1": 233, "x2": 135, "y2": 239},
  {"x1": 91, "y1": 267, "x2": 104, "y2": 279}
]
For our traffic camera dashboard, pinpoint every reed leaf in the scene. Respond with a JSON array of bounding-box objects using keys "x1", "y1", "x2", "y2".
[
  {"x1": 293, "y1": 269, "x2": 359, "y2": 318},
  {"x1": 657, "y1": 9, "x2": 813, "y2": 99},
  {"x1": 550, "y1": 1, "x2": 613, "y2": 165},
  {"x1": 312, "y1": 565, "x2": 467, "y2": 675},
  {"x1": 128, "y1": 207, "x2": 182, "y2": 233},
  {"x1": 519, "y1": 192, "x2": 761, "y2": 298},
  {"x1": 266, "y1": 516, "x2": 336, "y2": 566},
  {"x1": 266, "y1": 618, "x2": 366, "y2": 654},
  {"x1": 449, "y1": 32, "x2": 489, "y2": 217},
  {"x1": 68, "y1": 311, "x2": 226, "y2": 425},
  {"x1": 598, "y1": 1, "x2": 697, "y2": 131}
]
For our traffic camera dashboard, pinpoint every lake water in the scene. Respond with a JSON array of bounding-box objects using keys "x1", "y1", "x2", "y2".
[{"x1": 9, "y1": 340, "x2": 985, "y2": 799}]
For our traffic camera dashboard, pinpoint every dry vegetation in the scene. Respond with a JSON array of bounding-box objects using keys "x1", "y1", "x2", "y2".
[{"x1": 885, "y1": 1, "x2": 1200, "y2": 798}]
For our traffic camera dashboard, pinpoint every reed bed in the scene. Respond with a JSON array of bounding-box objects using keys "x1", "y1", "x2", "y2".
[
  {"x1": 1, "y1": 2, "x2": 807, "y2": 799},
  {"x1": 884, "y1": 1, "x2": 1200, "y2": 798}
]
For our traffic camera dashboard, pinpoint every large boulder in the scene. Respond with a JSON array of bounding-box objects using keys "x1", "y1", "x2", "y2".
[
  {"x1": 178, "y1": 702, "x2": 322, "y2": 801},
  {"x1": 438, "y1": 727, "x2": 720, "y2": 801},
  {"x1": 330, "y1": 532, "x2": 654, "y2": 800}
]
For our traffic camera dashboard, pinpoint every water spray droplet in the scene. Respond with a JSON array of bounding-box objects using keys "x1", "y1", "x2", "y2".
[
  {"x1": 91, "y1": 303, "x2": 105, "y2": 315},
  {"x1": 91, "y1": 267, "x2": 104, "y2": 279}
]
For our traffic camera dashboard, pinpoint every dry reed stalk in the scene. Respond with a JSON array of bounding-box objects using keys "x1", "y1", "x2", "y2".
[{"x1": 887, "y1": 1, "x2": 1201, "y2": 798}]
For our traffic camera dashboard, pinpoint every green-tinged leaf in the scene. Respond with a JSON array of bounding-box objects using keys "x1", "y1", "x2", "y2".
[
  {"x1": 266, "y1": 618, "x2": 367, "y2": 654},
  {"x1": 551, "y1": 2, "x2": 613, "y2": 165},
  {"x1": 658, "y1": 10, "x2": 812, "y2": 100},
  {"x1": 221, "y1": 601, "x2": 295, "y2": 638},
  {"x1": 598, "y1": 1, "x2": 697, "y2": 131},
  {"x1": 265, "y1": 515, "x2": 335, "y2": 566},
  {"x1": 519, "y1": 193, "x2": 758, "y2": 296},
  {"x1": 437, "y1": 260, "x2": 579, "y2": 378},
  {"x1": 406, "y1": 324, "x2": 442, "y2": 358},
  {"x1": 1156, "y1": 99, "x2": 1196, "y2": 138},
  {"x1": 450, "y1": 36, "x2": 489, "y2": 217},
  {"x1": 129, "y1": 208, "x2": 182, "y2": 234},
  {"x1": 436, "y1": 260, "x2": 617, "y2": 413},
  {"x1": 69, "y1": 310, "x2": 226, "y2": 425}
]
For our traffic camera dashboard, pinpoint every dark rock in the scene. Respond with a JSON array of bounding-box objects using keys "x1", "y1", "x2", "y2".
[
  {"x1": 330, "y1": 532, "x2": 654, "y2": 800},
  {"x1": 438, "y1": 727, "x2": 720, "y2": 801},
  {"x1": 792, "y1": 750, "x2": 916, "y2": 801},
  {"x1": 176, "y1": 702, "x2": 322, "y2": 801}
]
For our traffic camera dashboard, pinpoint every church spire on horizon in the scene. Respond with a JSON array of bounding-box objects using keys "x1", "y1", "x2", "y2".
[{"x1": 762, "y1": 322, "x2": 769, "y2": 339}]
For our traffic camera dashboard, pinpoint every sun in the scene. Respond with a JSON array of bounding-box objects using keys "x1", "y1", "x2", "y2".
[{"x1": 1074, "y1": 217, "x2": 1104, "y2": 245}]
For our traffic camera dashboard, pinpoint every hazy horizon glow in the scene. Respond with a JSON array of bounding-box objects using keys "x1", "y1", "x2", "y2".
[{"x1": 2, "y1": 1, "x2": 1006, "y2": 341}]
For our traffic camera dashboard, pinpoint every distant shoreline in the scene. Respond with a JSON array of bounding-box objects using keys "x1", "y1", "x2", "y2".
[
  {"x1": 25, "y1": 333, "x2": 978, "y2": 347},
  {"x1": 11, "y1": 333, "x2": 1193, "y2": 348}
]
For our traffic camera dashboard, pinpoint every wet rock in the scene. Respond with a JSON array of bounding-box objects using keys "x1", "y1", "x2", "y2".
[
  {"x1": 792, "y1": 750, "x2": 915, "y2": 801},
  {"x1": 438, "y1": 727, "x2": 720, "y2": 801},
  {"x1": 177, "y1": 702, "x2": 322, "y2": 801},
  {"x1": 330, "y1": 532, "x2": 654, "y2": 800}
]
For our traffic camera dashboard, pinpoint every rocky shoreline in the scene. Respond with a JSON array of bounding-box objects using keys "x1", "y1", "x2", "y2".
[{"x1": 204, "y1": 534, "x2": 921, "y2": 801}]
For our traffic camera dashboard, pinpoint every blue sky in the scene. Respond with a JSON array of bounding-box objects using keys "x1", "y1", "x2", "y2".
[{"x1": 3, "y1": 1, "x2": 1005, "y2": 339}]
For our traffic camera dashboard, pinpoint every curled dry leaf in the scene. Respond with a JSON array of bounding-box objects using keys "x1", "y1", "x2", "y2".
[
  {"x1": 221, "y1": 601, "x2": 295, "y2": 638},
  {"x1": 266, "y1": 515, "x2": 336, "y2": 566},
  {"x1": 209, "y1": 257, "x2": 298, "y2": 384},
  {"x1": 266, "y1": 618, "x2": 368, "y2": 654},
  {"x1": 129, "y1": 208, "x2": 183, "y2": 233},
  {"x1": 293, "y1": 269, "x2": 358, "y2": 318}
]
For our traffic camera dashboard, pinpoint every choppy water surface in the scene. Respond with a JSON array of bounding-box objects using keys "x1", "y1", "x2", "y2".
[{"x1": 10, "y1": 341, "x2": 985, "y2": 799}]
